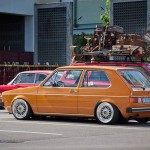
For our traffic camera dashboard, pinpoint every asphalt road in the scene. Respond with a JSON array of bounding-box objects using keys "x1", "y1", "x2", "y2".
[{"x1": 0, "y1": 109, "x2": 150, "y2": 150}]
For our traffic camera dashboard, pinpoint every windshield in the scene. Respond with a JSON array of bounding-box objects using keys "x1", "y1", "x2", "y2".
[{"x1": 118, "y1": 70, "x2": 150, "y2": 89}]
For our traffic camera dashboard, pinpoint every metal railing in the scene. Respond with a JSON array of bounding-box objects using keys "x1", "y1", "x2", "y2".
[{"x1": 0, "y1": 64, "x2": 58, "y2": 85}]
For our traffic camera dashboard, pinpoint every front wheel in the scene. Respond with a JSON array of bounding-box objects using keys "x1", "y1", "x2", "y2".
[
  {"x1": 12, "y1": 99, "x2": 32, "y2": 120},
  {"x1": 95, "y1": 102, "x2": 120, "y2": 124}
]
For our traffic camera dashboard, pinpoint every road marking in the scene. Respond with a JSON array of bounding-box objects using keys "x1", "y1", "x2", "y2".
[
  {"x1": 0, "y1": 116, "x2": 14, "y2": 118},
  {"x1": 0, "y1": 130, "x2": 62, "y2": 136},
  {"x1": 0, "y1": 120, "x2": 149, "y2": 131}
]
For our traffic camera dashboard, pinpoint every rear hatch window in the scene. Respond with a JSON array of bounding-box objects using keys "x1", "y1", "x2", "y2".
[
  {"x1": 118, "y1": 70, "x2": 150, "y2": 90},
  {"x1": 146, "y1": 64, "x2": 150, "y2": 70},
  {"x1": 126, "y1": 66, "x2": 150, "y2": 77}
]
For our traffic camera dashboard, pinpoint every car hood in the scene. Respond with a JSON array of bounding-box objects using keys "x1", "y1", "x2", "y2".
[
  {"x1": 2, "y1": 86, "x2": 39, "y2": 95},
  {"x1": 0, "y1": 85, "x2": 17, "y2": 93},
  {"x1": 0, "y1": 84, "x2": 38, "y2": 93}
]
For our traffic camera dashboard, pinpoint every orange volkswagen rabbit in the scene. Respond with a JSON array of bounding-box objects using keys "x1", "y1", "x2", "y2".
[{"x1": 2, "y1": 66, "x2": 150, "y2": 124}]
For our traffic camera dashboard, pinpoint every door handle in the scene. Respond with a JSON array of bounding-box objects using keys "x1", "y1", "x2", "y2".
[{"x1": 69, "y1": 89, "x2": 77, "y2": 93}]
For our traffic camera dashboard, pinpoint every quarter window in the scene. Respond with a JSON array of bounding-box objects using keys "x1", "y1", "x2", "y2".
[
  {"x1": 82, "y1": 70, "x2": 111, "y2": 88},
  {"x1": 118, "y1": 70, "x2": 150, "y2": 89},
  {"x1": 127, "y1": 66, "x2": 150, "y2": 77}
]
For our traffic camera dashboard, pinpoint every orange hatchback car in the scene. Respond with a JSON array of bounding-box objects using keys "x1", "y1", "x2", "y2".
[{"x1": 2, "y1": 66, "x2": 150, "y2": 124}]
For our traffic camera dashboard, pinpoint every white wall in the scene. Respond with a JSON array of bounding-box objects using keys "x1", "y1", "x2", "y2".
[
  {"x1": 36, "y1": 0, "x2": 73, "y2": 4},
  {"x1": 0, "y1": 0, "x2": 36, "y2": 15},
  {"x1": 148, "y1": 0, "x2": 150, "y2": 31},
  {"x1": 25, "y1": 16, "x2": 34, "y2": 52},
  {"x1": 0, "y1": 0, "x2": 36, "y2": 52},
  {"x1": 0, "y1": 0, "x2": 73, "y2": 53}
]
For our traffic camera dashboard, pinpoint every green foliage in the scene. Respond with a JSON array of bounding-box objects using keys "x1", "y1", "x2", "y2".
[
  {"x1": 73, "y1": 33, "x2": 93, "y2": 47},
  {"x1": 100, "y1": 0, "x2": 110, "y2": 25},
  {"x1": 100, "y1": 15, "x2": 110, "y2": 26}
]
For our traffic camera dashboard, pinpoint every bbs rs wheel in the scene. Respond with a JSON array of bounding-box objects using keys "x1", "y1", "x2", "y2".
[
  {"x1": 12, "y1": 99, "x2": 32, "y2": 120},
  {"x1": 95, "y1": 102, "x2": 119, "y2": 124}
]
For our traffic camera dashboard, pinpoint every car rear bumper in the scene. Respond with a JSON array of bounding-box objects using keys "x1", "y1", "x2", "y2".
[
  {"x1": 0, "y1": 102, "x2": 4, "y2": 107},
  {"x1": 0, "y1": 97, "x2": 4, "y2": 107},
  {"x1": 127, "y1": 107, "x2": 150, "y2": 113}
]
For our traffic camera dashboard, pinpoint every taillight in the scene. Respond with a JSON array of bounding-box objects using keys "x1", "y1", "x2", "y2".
[{"x1": 130, "y1": 97, "x2": 141, "y2": 103}]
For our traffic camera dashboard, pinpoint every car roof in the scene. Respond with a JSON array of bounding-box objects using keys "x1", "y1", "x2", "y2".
[
  {"x1": 20, "y1": 70, "x2": 53, "y2": 75},
  {"x1": 71, "y1": 62, "x2": 149, "y2": 66},
  {"x1": 58, "y1": 65, "x2": 135, "y2": 71}
]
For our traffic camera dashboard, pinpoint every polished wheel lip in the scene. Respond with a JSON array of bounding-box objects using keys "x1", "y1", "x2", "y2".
[
  {"x1": 96, "y1": 102, "x2": 114, "y2": 123},
  {"x1": 12, "y1": 99, "x2": 28, "y2": 119}
]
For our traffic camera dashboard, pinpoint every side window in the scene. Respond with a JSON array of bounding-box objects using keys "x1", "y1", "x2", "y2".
[
  {"x1": 43, "y1": 71, "x2": 62, "y2": 87},
  {"x1": 82, "y1": 70, "x2": 110, "y2": 88},
  {"x1": 43, "y1": 70, "x2": 82, "y2": 87},
  {"x1": 62, "y1": 70, "x2": 82, "y2": 87},
  {"x1": 35, "y1": 74, "x2": 47, "y2": 84},
  {"x1": 13, "y1": 73, "x2": 35, "y2": 84}
]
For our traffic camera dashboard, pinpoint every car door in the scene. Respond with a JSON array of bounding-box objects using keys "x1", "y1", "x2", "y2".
[
  {"x1": 36, "y1": 69, "x2": 82, "y2": 114},
  {"x1": 78, "y1": 69, "x2": 111, "y2": 115}
]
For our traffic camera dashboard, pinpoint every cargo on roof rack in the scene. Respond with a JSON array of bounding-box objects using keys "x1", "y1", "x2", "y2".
[{"x1": 70, "y1": 25, "x2": 150, "y2": 64}]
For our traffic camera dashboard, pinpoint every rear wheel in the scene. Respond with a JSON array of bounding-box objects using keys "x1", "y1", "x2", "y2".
[
  {"x1": 95, "y1": 102, "x2": 120, "y2": 124},
  {"x1": 135, "y1": 118, "x2": 149, "y2": 123},
  {"x1": 12, "y1": 99, "x2": 32, "y2": 120}
]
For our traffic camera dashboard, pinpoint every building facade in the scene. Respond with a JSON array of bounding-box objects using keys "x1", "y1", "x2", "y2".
[
  {"x1": 110, "y1": 0, "x2": 150, "y2": 34},
  {"x1": 0, "y1": 0, "x2": 73, "y2": 65},
  {"x1": 0, "y1": 0, "x2": 105, "y2": 65}
]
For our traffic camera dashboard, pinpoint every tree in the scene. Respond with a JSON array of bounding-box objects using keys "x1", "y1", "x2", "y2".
[{"x1": 100, "y1": 0, "x2": 110, "y2": 25}]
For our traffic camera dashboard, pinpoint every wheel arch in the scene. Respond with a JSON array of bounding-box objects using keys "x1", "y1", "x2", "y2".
[
  {"x1": 94, "y1": 100, "x2": 122, "y2": 119},
  {"x1": 11, "y1": 96, "x2": 34, "y2": 114},
  {"x1": 11, "y1": 98, "x2": 34, "y2": 120}
]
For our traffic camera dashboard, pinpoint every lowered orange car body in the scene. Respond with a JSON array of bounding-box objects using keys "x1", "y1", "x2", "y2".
[{"x1": 2, "y1": 66, "x2": 150, "y2": 124}]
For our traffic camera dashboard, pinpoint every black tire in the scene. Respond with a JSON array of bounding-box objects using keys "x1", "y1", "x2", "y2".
[
  {"x1": 95, "y1": 102, "x2": 120, "y2": 124},
  {"x1": 135, "y1": 118, "x2": 149, "y2": 123},
  {"x1": 0, "y1": 106, "x2": 4, "y2": 110},
  {"x1": 12, "y1": 99, "x2": 33, "y2": 120}
]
